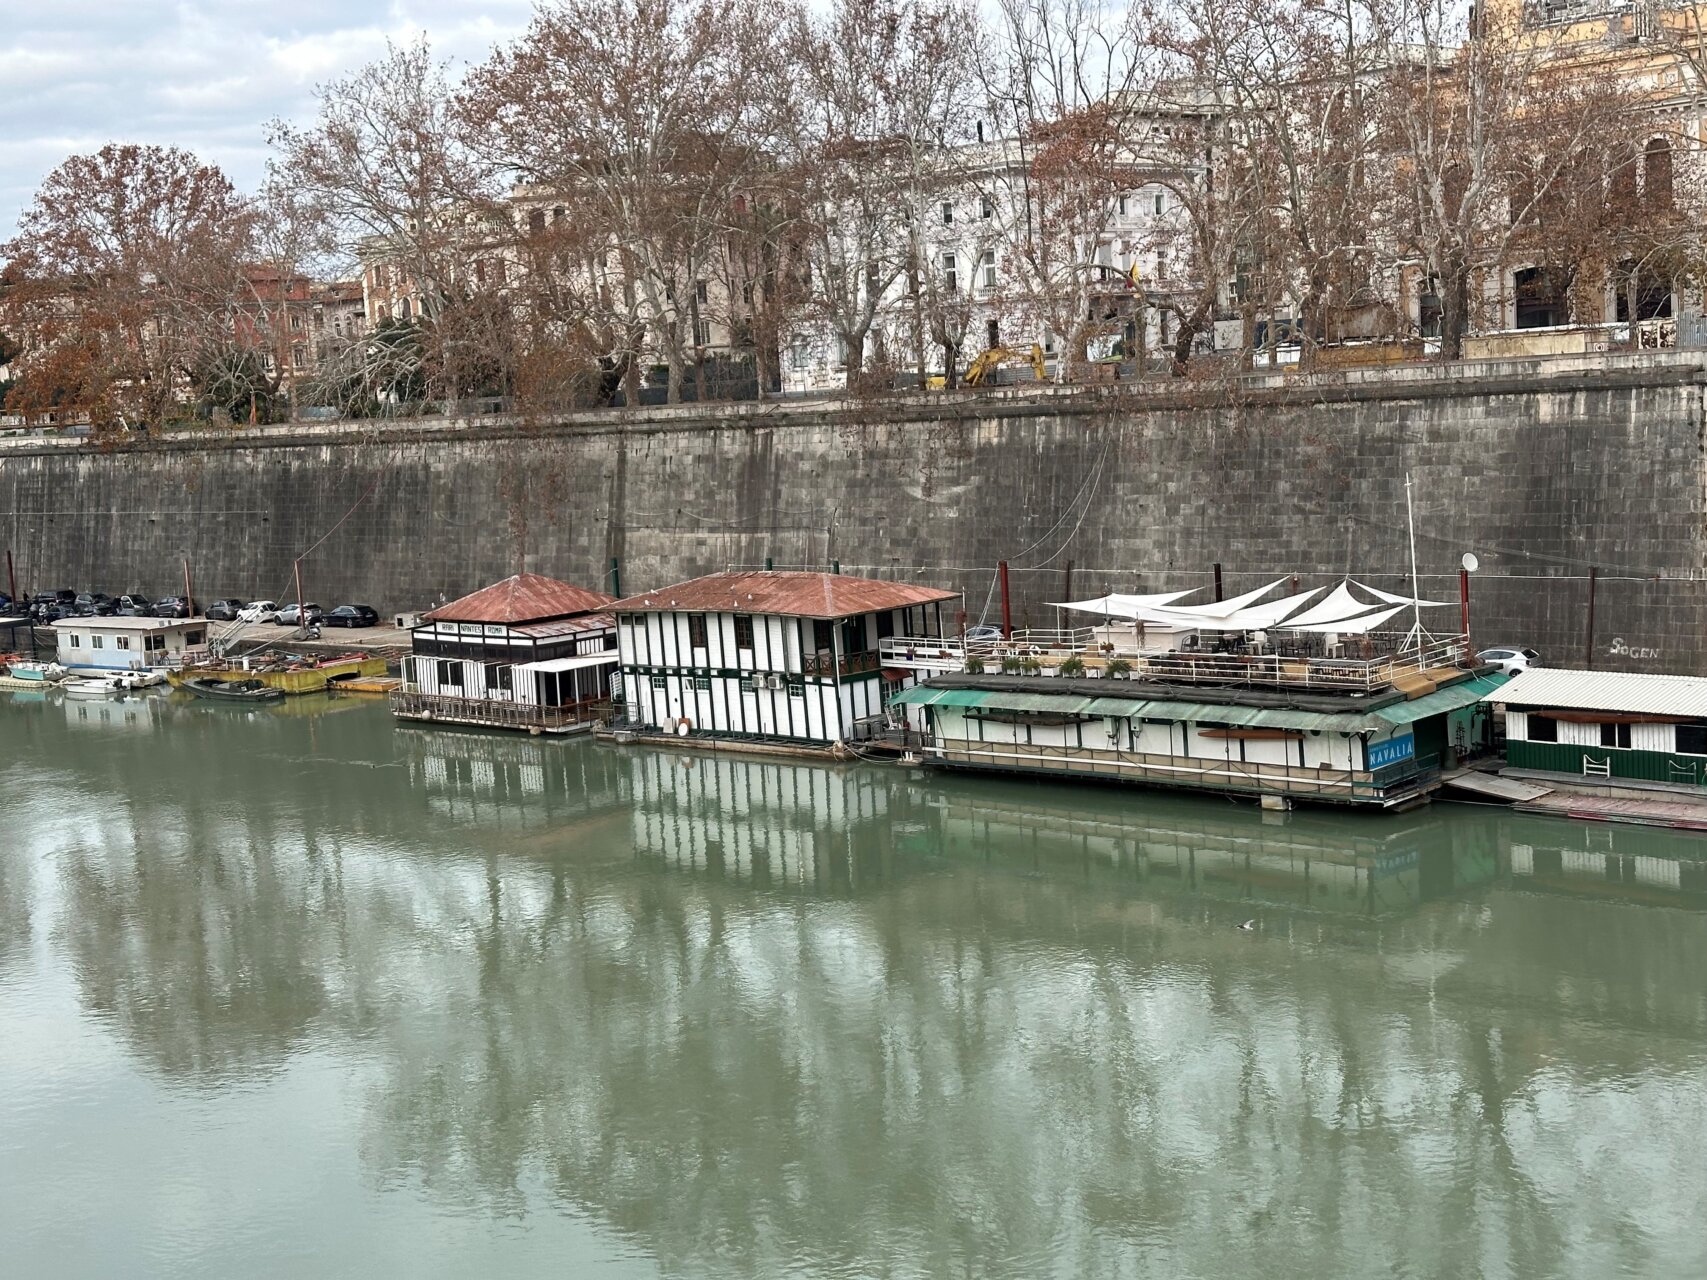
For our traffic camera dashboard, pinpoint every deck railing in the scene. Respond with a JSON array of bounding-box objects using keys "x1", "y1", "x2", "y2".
[
  {"x1": 881, "y1": 632, "x2": 1471, "y2": 693},
  {"x1": 929, "y1": 737, "x2": 1439, "y2": 804},
  {"x1": 390, "y1": 689, "x2": 605, "y2": 730},
  {"x1": 801, "y1": 648, "x2": 883, "y2": 677}
]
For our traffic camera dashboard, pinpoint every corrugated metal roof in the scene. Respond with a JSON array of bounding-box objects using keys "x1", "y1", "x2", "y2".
[
  {"x1": 1374, "y1": 672, "x2": 1508, "y2": 727},
  {"x1": 511, "y1": 612, "x2": 615, "y2": 639},
  {"x1": 424, "y1": 574, "x2": 614, "y2": 625},
  {"x1": 1151, "y1": 701, "x2": 1373, "y2": 732},
  {"x1": 610, "y1": 571, "x2": 959, "y2": 620},
  {"x1": 1084, "y1": 697, "x2": 1148, "y2": 717},
  {"x1": 1487, "y1": 668, "x2": 1707, "y2": 717}
]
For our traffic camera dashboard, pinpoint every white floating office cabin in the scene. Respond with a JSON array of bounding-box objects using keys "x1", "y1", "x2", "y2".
[
  {"x1": 53, "y1": 616, "x2": 209, "y2": 672},
  {"x1": 612, "y1": 570, "x2": 961, "y2": 744},
  {"x1": 393, "y1": 573, "x2": 618, "y2": 734}
]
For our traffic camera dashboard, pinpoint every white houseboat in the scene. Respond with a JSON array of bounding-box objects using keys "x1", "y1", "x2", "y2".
[
  {"x1": 392, "y1": 572, "x2": 618, "y2": 734},
  {"x1": 52, "y1": 616, "x2": 209, "y2": 672},
  {"x1": 611, "y1": 570, "x2": 960, "y2": 746}
]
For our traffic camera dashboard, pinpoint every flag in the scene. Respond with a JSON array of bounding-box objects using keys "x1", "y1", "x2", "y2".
[{"x1": 1126, "y1": 260, "x2": 1141, "y2": 290}]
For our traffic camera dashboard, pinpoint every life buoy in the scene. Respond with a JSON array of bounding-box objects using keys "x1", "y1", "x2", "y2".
[{"x1": 676, "y1": 719, "x2": 691, "y2": 736}]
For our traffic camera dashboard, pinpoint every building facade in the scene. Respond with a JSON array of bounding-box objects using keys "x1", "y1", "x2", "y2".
[
  {"x1": 394, "y1": 572, "x2": 618, "y2": 733},
  {"x1": 53, "y1": 617, "x2": 208, "y2": 672},
  {"x1": 612, "y1": 570, "x2": 960, "y2": 744}
]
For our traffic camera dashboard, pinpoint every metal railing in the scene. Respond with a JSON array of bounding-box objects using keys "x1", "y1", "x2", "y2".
[
  {"x1": 390, "y1": 689, "x2": 604, "y2": 731},
  {"x1": 880, "y1": 632, "x2": 1471, "y2": 694},
  {"x1": 801, "y1": 648, "x2": 883, "y2": 677}
]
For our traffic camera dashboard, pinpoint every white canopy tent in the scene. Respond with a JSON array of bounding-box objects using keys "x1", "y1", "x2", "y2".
[
  {"x1": 1275, "y1": 603, "x2": 1409, "y2": 635},
  {"x1": 1351, "y1": 580, "x2": 1456, "y2": 609},
  {"x1": 1150, "y1": 577, "x2": 1291, "y2": 620},
  {"x1": 1138, "y1": 586, "x2": 1328, "y2": 632},
  {"x1": 1050, "y1": 588, "x2": 1200, "y2": 619}
]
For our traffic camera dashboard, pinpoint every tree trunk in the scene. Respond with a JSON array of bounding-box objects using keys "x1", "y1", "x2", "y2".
[
  {"x1": 843, "y1": 329, "x2": 865, "y2": 392},
  {"x1": 1440, "y1": 258, "x2": 1471, "y2": 361}
]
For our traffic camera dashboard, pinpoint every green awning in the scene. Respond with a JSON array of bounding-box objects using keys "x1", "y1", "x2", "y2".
[
  {"x1": 1084, "y1": 697, "x2": 1149, "y2": 718},
  {"x1": 886, "y1": 685, "x2": 945, "y2": 706},
  {"x1": 1373, "y1": 672, "x2": 1510, "y2": 728},
  {"x1": 1135, "y1": 700, "x2": 1375, "y2": 733}
]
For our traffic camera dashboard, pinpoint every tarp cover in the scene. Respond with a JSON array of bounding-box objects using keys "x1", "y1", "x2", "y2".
[
  {"x1": 1352, "y1": 580, "x2": 1456, "y2": 609},
  {"x1": 1280, "y1": 603, "x2": 1408, "y2": 635}
]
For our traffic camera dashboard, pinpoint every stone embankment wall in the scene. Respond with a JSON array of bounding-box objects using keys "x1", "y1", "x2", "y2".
[{"x1": 2, "y1": 350, "x2": 1704, "y2": 672}]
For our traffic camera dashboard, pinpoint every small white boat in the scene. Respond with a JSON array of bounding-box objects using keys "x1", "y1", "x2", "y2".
[
  {"x1": 114, "y1": 670, "x2": 166, "y2": 689},
  {"x1": 62, "y1": 674, "x2": 132, "y2": 697}
]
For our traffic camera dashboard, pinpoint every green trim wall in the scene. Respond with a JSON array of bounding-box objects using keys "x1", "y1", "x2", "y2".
[{"x1": 1506, "y1": 739, "x2": 1707, "y2": 786}]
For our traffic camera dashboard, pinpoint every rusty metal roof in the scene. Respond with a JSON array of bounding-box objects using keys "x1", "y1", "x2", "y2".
[
  {"x1": 610, "y1": 571, "x2": 960, "y2": 620},
  {"x1": 424, "y1": 574, "x2": 614, "y2": 625},
  {"x1": 512, "y1": 612, "x2": 616, "y2": 639}
]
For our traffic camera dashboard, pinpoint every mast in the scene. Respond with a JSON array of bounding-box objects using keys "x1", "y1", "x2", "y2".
[{"x1": 1405, "y1": 473, "x2": 1423, "y2": 651}]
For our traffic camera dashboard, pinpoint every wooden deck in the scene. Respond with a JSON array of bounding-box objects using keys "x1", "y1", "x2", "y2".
[{"x1": 1515, "y1": 791, "x2": 1707, "y2": 831}]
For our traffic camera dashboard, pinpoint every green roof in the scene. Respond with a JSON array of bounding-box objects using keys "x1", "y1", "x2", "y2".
[{"x1": 1372, "y1": 672, "x2": 1509, "y2": 727}]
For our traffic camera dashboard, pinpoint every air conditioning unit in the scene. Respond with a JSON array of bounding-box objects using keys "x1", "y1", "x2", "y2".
[{"x1": 766, "y1": 673, "x2": 785, "y2": 691}]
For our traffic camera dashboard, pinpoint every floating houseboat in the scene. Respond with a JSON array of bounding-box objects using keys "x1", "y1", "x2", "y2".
[
  {"x1": 391, "y1": 572, "x2": 618, "y2": 734},
  {"x1": 52, "y1": 616, "x2": 209, "y2": 673},
  {"x1": 1490, "y1": 668, "x2": 1707, "y2": 786},
  {"x1": 885, "y1": 577, "x2": 1502, "y2": 810},
  {"x1": 611, "y1": 570, "x2": 960, "y2": 746}
]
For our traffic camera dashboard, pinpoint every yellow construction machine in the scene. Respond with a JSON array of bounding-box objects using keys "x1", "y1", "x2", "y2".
[{"x1": 927, "y1": 343, "x2": 1048, "y2": 389}]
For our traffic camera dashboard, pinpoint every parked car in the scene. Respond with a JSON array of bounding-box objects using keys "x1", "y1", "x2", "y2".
[
  {"x1": 30, "y1": 600, "x2": 69, "y2": 623},
  {"x1": 153, "y1": 595, "x2": 197, "y2": 618},
  {"x1": 205, "y1": 598, "x2": 246, "y2": 622},
  {"x1": 113, "y1": 594, "x2": 156, "y2": 617},
  {"x1": 274, "y1": 602, "x2": 325, "y2": 627},
  {"x1": 237, "y1": 600, "x2": 280, "y2": 624},
  {"x1": 1477, "y1": 646, "x2": 1542, "y2": 676},
  {"x1": 72, "y1": 592, "x2": 117, "y2": 617},
  {"x1": 964, "y1": 624, "x2": 1003, "y2": 642},
  {"x1": 0, "y1": 592, "x2": 17, "y2": 617},
  {"x1": 325, "y1": 604, "x2": 380, "y2": 629}
]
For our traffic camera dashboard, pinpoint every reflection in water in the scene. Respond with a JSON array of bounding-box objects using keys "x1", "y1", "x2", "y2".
[{"x1": 2, "y1": 695, "x2": 1705, "y2": 1278}]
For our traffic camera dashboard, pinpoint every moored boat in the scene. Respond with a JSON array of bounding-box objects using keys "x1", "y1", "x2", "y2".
[
  {"x1": 184, "y1": 677, "x2": 286, "y2": 703},
  {"x1": 63, "y1": 674, "x2": 131, "y2": 697},
  {"x1": 3, "y1": 660, "x2": 69, "y2": 683}
]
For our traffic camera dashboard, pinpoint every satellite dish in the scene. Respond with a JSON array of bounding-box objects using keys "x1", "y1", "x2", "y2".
[{"x1": 1461, "y1": 553, "x2": 1480, "y2": 573}]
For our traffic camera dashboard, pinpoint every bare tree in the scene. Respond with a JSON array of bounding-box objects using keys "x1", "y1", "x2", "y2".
[
  {"x1": 1371, "y1": 0, "x2": 1647, "y2": 358},
  {"x1": 462, "y1": 0, "x2": 779, "y2": 404},
  {"x1": 0, "y1": 144, "x2": 254, "y2": 429}
]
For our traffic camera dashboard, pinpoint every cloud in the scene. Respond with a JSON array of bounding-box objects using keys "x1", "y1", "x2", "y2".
[{"x1": 0, "y1": 0, "x2": 534, "y2": 241}]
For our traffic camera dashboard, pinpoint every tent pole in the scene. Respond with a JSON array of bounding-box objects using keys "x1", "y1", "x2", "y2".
[{"x1": 1405, "y1": 474, "x2": 1423, "y2": 652}]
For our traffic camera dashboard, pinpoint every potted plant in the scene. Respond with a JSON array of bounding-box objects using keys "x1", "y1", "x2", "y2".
[
  {"x1": 1000, "y1": 656, "x2": 1023, "y2": 675},
  {"x1": 1058, "y1": 655, "x2": 1086, "y2": 678},
  {"x1": 1020, "y1": 656, "x2": 1043, "y2": 676},
  {"x1": 1105, "y1": 657, "x2": 1134, "y2": 679},
  {"x1": 964, "y1": 655, "x2": 985, "y2": 674}
]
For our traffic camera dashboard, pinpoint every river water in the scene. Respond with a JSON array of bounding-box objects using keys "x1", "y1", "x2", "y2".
[{"x1": 1, "y1": 690, "x2": 1704, "y2": 1279}]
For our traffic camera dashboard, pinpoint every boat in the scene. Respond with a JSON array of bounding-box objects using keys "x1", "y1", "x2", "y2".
[
  {"x1": 2, "y1": 660, "x2": 69, "y2": 683},
  {"x1": 113, "y1": 670, "x2": 166, "y2": 689},
  {"x1": 63, "y1": 674, "x2": 131, "y2": 697},
  {"x1": 183, "y1": 677, "x2": 286, "y2": 703}
]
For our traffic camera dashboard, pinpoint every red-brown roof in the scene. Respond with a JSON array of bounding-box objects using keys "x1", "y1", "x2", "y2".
[
  {"x1": 610, "y1": 571, "x2": 960, "y2": 620},
  {"x1": 424, "y1": 574, "x2": 614, "y2": 625}
]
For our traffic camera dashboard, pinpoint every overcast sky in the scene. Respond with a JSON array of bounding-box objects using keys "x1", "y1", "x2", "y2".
[{"x1": 0, "y1": 1, "x2": 535, "y2": 241}]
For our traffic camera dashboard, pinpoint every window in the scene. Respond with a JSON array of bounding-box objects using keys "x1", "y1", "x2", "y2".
[
  {"x1": 790, "y1": 340, "x2": 810, "y2": 370},
  {"x1": 1644, "y1": 137, "x2": 1673, "y2": 210},
  {"x1": 692, "y1": 318, "x2": 712, "y2": 348},
  {"x1": 1599, "y1": 722, "x2": 1631, "y2": 749},
  {"x1": 291, "y1": 348, "x2": 306, "y2": 370},
  {"x1": 734, "y1": 615, "x2": 755, "y2": 649},
  {"x1": 687, "y1": 614, "x2": 708, "y2": 648},
  {"x1": 940, "y1": 201, "x2": 953, "y2": 225},
  {"x1": 185, "y1": 630, "x2": 204, "y2": 646},
  {"x1": 68, "y1": 634, "x2": 81, "y2": 648},
  {"x1": 788, "y1": 680, "x2": 805, "y2": 698},
  {"x1": 1118, "y1": 194, "x2": 1128, "y2": 216},
  {"x1": 115, "y1": 636, "x2": 130, "y2": 650},
  {"x1": 553, "y1": 205, "x2": 566, "y2": 224},
  {"x1": 1154, "y1": 193, "x2": 1165, "y2": 215},
  {"x1": 742, "y1": 281, "x2": 754, "y2": 304},
  {"x1": 92, "y1": 635, "x2": 104, "y2": 650},
  {"x1": 693, "y1": 676, "x2": 711, "y2": 692},
  {"x1": 695, "y1": 280, "x2": 708, "y2": 304},
  {"x1": 1678, "y1": 724, "x2": 1707, "y2": 755},
  {"x1": 146, "y1": 634, "x2": 165, "y2": 651},
  {"x1": 739, "y1": 676, "x2": 755, "y2": 693},
  {"x1": 980, "y1": 193, "x2": 994, "y2": 219},
  {"x1": 941, "y1": 251, "x2": 958, "y2": 292},
  {"x1": 981, "y1": 250, "x2": 996, "y2": 290},
  {"x1": 1155, "y1": 252, "x2": 1166, "y2": 281},
  {"x1": 289, "y1": 314, "x2": 303, "y2": 331},
  {"x1": 986, "y1": 319, "x2": 1000, "y2": 348},
  {"x1": 489, "y1": 663, "x2": 513, "y2": 692},
  {"x1": 651, "y1": 675, "x2": 667, "y2": 690},
  {"x1": 437, "y1": 660, "x2": 462, "y2": 688},
  {"x1": 1528, "y1": 714, "x2": 1558, "y2": 742},
  {"x1": 528, "y1": 208, "x2": 546, "y2": 234}
]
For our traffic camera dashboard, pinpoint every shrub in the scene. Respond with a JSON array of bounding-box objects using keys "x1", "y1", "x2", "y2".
[
  {"x1": 964, "y1": 655, "x2": 985, "y2": 674},
  {"x1": 1058, "y1": 655, "x2": 1086, "y2": 678},
  {"x1": 1000, "y1": 656, "x2": 1023, "y2": 674},
  {"x1": 1105, "y1": 657, "x2": 1134, "y2": 679}
]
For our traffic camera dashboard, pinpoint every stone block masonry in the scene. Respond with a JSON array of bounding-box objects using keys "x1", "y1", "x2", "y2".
[{"x1": 3, "y1": 350, "x2": 1706, "y2": 673}]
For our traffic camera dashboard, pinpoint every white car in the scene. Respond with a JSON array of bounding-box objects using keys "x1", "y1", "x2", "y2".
[
  {"x1": 236, "y1": 600, "x2": 279, "y2": 624},
  {"x1": 1478, "y1": 646, "x2": 1542, "y2": 676}
]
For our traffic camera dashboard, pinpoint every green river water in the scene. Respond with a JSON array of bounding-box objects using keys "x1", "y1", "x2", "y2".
[{"x1": 1, "y1": 690, "x2": 1704, "y2": 1279}]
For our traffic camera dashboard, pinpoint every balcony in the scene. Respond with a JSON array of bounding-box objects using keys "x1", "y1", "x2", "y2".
[
  {"x1": 801, "y1": 648, "x2": 882, "y2": 677},
  {"x1": 391, "y1": 689, "x2": 609, "y2": 733}
]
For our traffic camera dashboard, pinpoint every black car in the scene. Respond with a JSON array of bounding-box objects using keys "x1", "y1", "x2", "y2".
[
  {"x1": 114, "y1": 594, "x2": 156, "y2": 617},
  {"x1": 204, "y1": 598, "x2": 246, "y2": 622},
  {"x1": 325, "y1": 604, "x2": 380, "y2": 628},
  {"x1": 154, "y1": 595, "x2": 198, "y2": 618},
  {"x1": 72, "y1": 592, "x2": 117, "y2": 617},
  {"x1": 30, "y1": 600, "x2": 68, "y2": 623}
]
